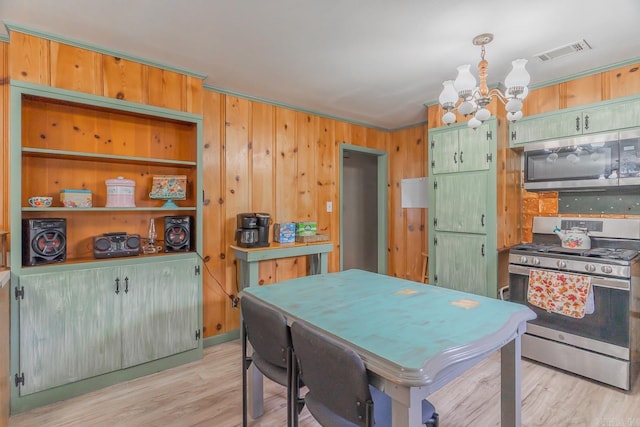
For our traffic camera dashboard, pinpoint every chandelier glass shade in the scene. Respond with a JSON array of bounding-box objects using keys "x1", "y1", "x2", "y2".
[{"x1": 438, "y1": 33, "x2": 530, "y2": 129}]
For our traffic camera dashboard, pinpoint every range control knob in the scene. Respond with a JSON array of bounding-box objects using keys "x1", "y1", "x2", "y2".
[
  {"x1": 520, "y1": 256, "x2": 528, "y2": 264},
  {"x1": 557, "y1": 260, "x2": 567, "y2": 268},
  {"x1": 532, "y1": 257, "x2": 540, "y2": 266},
  {"x1": 585, "y1": 264, "x2": 596, "y2": 273},
  {"x1": 601, "y1": 265, "x2": 613, "y2": 274}
]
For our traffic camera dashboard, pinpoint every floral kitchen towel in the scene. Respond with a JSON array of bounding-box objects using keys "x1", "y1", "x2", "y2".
[{"x1": 527, "y1": 269, "x2": 593, "y2": 319}]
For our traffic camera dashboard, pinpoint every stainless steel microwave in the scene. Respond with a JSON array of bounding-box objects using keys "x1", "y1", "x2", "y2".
[{"x1": 523, "y1": 129, "x2": 640, "y2": 191}]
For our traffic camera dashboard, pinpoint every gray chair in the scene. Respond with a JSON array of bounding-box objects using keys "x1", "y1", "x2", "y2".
[
  {"x1": 291, "y1": 320, "x2": 438, "y2": 427},
  {"x1": 241, "y1": 294, "x2": 303, "y2": 427}
]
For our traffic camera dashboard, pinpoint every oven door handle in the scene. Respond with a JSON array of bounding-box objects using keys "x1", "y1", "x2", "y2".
[{"x1": 509, "y1": 264, "x2": 630, "y2": 291}]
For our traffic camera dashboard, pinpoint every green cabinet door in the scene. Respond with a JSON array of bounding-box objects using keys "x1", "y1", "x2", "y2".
[
  {"x1": 18, "y1": 268, "x2": 121, "y2": 395},
  {"x1": 509, "y1": 109, "x2": 582, "y2": 145},
  {"x1": 431, "y1": 121, "x2": 495, "y2": 174},
  {"x1": 433, "y1": 232, "x2": 488, "y2": 296},
  {"x1": 582, "y1": 98, "x2": 640, "y2": 135},
  {"x1": 457, "y1": 124, "x2": 493, "y2": 172},
  {"x1": 434, "y1": 172, "x2": 488, "y2": 234},
  {"x1": 510, "y1": 96, "x2": 640, "y2": 146},
  {"x1": 430, "y1": 129, "x2": 459, "y2": 174},
  {"x1": 121, "y1": 259, "x2": 199, "y2": 369}
]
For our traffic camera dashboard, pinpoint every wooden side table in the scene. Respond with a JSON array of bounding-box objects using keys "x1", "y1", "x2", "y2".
[{"x1": 231, "y1": 242, "x2": 333, "y2": 288}]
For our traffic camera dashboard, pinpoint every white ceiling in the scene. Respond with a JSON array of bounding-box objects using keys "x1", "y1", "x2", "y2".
[{"x1": 1, "y1": 0, "x2": 639, "y2": 130}]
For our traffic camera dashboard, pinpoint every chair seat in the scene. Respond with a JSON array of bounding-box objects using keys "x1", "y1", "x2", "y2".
[{"x1": 305, "y1": 387, "x2": 437, "y2": 427}]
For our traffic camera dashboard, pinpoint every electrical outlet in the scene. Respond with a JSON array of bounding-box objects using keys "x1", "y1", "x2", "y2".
[{"x1": 326, "y1": 201, "x2": 333, "y2": 212}]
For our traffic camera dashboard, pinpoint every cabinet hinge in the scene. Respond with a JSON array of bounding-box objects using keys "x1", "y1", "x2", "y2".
[
  {"x1": 511, "y1": 130, "x2": 517, "y2": 141},
  {"x1": 195, "y1": 329, "x2": 201, "y2": 340},
  {"x1": 433, "y1": 218, "x2": 438, "y2": 227},
  {"x1": 195, "y1": 265, "x2": 201, "y2": 276},
  {"x1": 434, "y1": 237, "x2": 438, "y2": 246},
  {"x1": 434, "y1": 274, "x2": 438, "y2": 282},
  {"x1": 486, "y1": 130, "x2": 492, "y2": 140},
  {"x1": 14, "y1": 286, "x2": 24, "y2": 300},
  {"x1": 431, "y1": 160, "x2": 435, "y2": 169},
  {"x1": 430, "y1": 140, "x2": 435, "y2": 149},
  {"x1": 14, "y1": 373, "x2": 24, "y2": 387},
  {"x1": 433, "y1": 181, "x2": 438, "y2": 190},
  {"x1": 486, "y1": 153, "x2": 493, "y2": 163}
]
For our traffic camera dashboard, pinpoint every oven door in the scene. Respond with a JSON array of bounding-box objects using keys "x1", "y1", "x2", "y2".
[
  {"x1": 508, "y1": 264, "x2": 630, "y2": 349},
  {"x1": 523, "y1": 132, "x2": 619, "y2": 191}
]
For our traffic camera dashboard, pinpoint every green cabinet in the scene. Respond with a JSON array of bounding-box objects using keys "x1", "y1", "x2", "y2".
[
  {"x1": 17, "y1": 258, "x2": 200, "y2": 395},
  {"x1": 428, "y1": 119, "x2": 497, "y2": 298},
  {"x1": 432, "y1": 233, "x2": 489, "y2": 295},
  {"x1": 18, "y1": 268, "x2": 121, "y2": 395},
  {"x1": 430, "y1": 122, "x2": 494, "y2": 174},
  {"x1": 121, "y1": 260, "x2": 199, "y2": 369},
  {"x1": 9, "y1": 81, "x2": 204, "y2": 412},
  {"x1": 509, "y1": 96, "x2": 640, "y2": 146},
  {"x1": 433, "y1": 173, "x2": 488, "y2": 234}
]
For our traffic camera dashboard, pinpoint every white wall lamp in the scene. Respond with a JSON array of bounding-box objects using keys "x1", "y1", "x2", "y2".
[{"x1": 438, "y1": 33, "x2": 530, "y2": 129}]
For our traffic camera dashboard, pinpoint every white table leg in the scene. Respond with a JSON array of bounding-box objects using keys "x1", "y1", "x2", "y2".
[{"x1": 501, "y1": 333, "x2": 522, "y2": 427}]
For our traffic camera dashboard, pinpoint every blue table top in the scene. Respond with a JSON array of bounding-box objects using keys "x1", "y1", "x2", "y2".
[{"x1": 241, "y1": 269, "x2": 536, "y2": 386}]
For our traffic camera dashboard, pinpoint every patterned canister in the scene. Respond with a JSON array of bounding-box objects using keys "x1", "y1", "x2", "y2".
[{"x1": 105, "y1": 176, "x2": 136, "y2": 207}]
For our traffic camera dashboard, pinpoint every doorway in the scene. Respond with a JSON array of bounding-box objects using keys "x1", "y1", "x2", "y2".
[{"x1": 340, "y1": 144, "x2": 387, "y2": 274}]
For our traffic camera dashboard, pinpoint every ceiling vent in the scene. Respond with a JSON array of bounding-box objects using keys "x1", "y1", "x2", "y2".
[{"x1": 534, "y1": 40, "x2": 592, "y2": 62}]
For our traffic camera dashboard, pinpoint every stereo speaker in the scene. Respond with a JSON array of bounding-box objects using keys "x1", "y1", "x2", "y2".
[
  {"x1": 164, "y1": 216, "x2": 193, "y2": 252},
  {"x1": 22, "y1": 218, "x2": 67, "y2": 266},
  {"x1": 93, "y1": 232, "x2": 141, "y2": 259}
]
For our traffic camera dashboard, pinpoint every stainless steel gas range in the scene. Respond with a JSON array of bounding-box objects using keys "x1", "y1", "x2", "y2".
[{"x1": 508, "y1": 216, "x2": 640, "y2": 390}]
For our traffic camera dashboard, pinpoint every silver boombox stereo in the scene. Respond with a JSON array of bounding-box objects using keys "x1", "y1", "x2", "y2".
[{"x1": 93, "y1": 232, "x2": 141, "y2": 259}]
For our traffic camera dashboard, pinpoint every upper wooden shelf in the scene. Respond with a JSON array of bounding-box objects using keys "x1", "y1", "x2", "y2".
[
  {"x1": 22, "y1": 147, "x2": 197, "y2": 167},
  {"x1": 22, "y1": 207, "x2": 197, "y2": 212}
]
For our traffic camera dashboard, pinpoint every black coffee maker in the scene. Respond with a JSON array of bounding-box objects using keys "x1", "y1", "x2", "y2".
[{"x1": 235, "y1": 213, "x2": 270, "y2": 248}]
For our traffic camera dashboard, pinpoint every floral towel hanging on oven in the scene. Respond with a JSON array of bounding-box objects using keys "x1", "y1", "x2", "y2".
[{"x1": 527, "y1": 269, "x2": 592, "y2": 319}]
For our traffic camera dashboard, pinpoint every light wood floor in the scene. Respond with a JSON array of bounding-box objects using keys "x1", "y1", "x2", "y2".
[{"x1": 8, "y1": 340, "x2": 640, "y2": 427}]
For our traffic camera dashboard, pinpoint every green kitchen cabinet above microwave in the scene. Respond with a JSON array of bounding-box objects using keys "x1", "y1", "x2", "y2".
[{"x1": 509, "y1": 95, "x2": 640, "y2": 146}]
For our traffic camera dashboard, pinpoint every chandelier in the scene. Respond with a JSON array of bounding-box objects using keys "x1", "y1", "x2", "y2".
[{"x1": 438, "y1": 33, "x2": 530, "y2": 129}]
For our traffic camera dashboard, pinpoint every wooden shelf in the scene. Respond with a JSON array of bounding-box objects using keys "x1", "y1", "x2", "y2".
[
  {"x1": 22, "y1": 207, "x2": 197, "y2": 212},
  {"x1": 22, "y1": 148, "x2": 197, "y2": 167}
]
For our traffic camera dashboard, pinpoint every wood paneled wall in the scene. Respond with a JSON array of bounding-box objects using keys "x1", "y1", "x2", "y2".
[
  {"x1": 388, "y1": 126, "x2": 428, "y2": 278},
  {"x1": 2, "y1": 30, "x2": 428, "y2": 339},
  {"x1": 200, "y1": 93, "x2": 428, "y2": 336},
  {"x1": 8, "y1": 31, "x2": 202, "y2": 113}
]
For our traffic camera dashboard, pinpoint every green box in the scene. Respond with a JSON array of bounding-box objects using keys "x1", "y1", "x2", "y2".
[{"x1": 296, "y1": 221, "x2": 317, "y2": 236}]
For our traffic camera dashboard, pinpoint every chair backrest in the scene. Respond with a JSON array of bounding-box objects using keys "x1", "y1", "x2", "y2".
[
  {"x1": 291, "y1": 321, "x2": 373, "y2": 426},
  {"x1": 241, "y1": 294, "x2": 291, "y2": 370}
]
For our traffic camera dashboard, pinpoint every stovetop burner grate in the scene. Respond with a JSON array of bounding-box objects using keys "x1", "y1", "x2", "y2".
[{"x1": 511, "y1": 244, "x2": 639, "y2": 261}]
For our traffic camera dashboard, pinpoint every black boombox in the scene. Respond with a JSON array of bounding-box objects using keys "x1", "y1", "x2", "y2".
[{"x1": 93, "y1": 232, "x2": 141, "y2": 259}]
